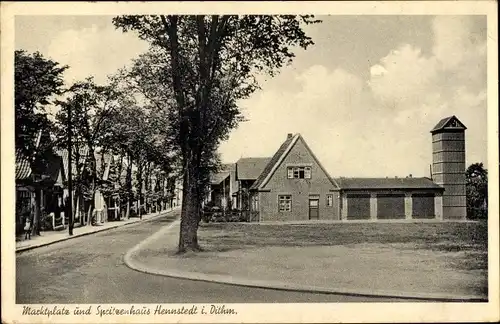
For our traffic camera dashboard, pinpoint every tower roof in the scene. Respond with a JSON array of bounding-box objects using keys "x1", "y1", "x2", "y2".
[{"x1": 431, "y1": 115, "x2": 467, "y2": 134}]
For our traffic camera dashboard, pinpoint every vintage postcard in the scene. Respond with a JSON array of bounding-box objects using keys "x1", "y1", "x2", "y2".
[{"x1": 1, "y1": 1, "x2": 498, "y2": 323}]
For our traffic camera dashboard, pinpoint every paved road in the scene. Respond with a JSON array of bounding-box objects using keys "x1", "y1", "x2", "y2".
[{"x1": 17, "y1": 211, "x2": 414, "y2": 303}]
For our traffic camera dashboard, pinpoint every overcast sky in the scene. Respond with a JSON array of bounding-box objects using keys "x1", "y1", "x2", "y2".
[{"x1": 15, "y1": 15, "x2": 487, "y2": 177}]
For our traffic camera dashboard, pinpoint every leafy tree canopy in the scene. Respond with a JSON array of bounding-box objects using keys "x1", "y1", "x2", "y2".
[
  {"x1": 15, "y1": 50, "x2": 68, "y2": 170},
  {"x1": 466, "y1": 162, "x2": 488, "y2": 220}
]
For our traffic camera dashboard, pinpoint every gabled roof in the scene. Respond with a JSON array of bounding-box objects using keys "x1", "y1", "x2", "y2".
[
  {"x1": 15, "y1": 149, "x2": 32, "y2": 180},
  {"x1": 334, "y1": 177, "x2": 444, "y2": 190},
  {"x1": 236, "y1": 157, "x2": 271, "y2": 180},
  {"x1": 251, "y1": 134, "x2": 339, "y2": 190},
  {"x1": 210, "y1": 171, "x2": 230, "y2": 185},
  {"x1": 431, "y1": 115, "x2": 467, "y2": 134},
  {"x1": 16, "y1": 129, "x2": 45, "y2": 181},
  {"x1": 45, "y1": 152, "x2": 66, "y2": 185},
  {"x1": 56, "y1": 147, "x2": 89, "y2": 180}
]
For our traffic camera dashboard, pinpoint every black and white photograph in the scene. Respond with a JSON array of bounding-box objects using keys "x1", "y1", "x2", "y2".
[{"x1": 1, "y1": 1, "x2": 498, "y2": 323}]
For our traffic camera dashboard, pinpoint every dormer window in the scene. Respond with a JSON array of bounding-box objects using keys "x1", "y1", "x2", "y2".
[{"x1": 287, "y1": 166, "x2": 312, "y2": 179}]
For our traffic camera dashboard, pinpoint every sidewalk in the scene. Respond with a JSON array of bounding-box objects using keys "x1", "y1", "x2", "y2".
[
  {"x1": 125, "y1": 220, "x2": 487, "y2": 302},
  {"x1": 16, "y1": 208, "x2": 177, "y2": 253}
]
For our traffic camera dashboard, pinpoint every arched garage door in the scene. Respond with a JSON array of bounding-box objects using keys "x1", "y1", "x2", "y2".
[
  {"x1": 347, "y1": 194, "x2": 370, "y2": 220},
  {"x1": 377, "y1": 194, "x2": 405, "y2": 219}
]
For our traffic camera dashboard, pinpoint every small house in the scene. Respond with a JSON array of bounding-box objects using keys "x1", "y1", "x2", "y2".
[{"x1": 249, "y1": 133, "x2": 340, "y2": 221}]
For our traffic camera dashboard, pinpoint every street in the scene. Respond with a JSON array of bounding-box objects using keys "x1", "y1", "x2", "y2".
[{"x1": 17, "y1": 211, "x2": 411, "y2": 303}]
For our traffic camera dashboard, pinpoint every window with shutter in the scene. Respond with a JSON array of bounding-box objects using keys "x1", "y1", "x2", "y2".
[
  {"x1": 287, "y1": 166, "x2": 312, "y2": 179},
  {"x1": 326, "y1": 194, "x2": 333, "y2": 207},
  {"x1": 278, "y1": 195, "x2": 292, "y2": 212}
]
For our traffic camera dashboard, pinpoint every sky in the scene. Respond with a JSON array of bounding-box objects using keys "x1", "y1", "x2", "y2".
[{"x1": 15, "y1": 15, "x2": 488, "y2": 178}]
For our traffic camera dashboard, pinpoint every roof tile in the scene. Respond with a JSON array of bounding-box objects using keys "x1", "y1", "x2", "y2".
[
  {"x1": 15, "y1": 149, "x2": 32, "y2": 180},
  {"x1": 431, "y1": 115, "x2": 467, "y2": 133},
  {"x1": 334, "y1": 177, "x2": 443, "y2": 190},
  {"x1": 250, "y1": 136, "x2": 295, "y2": 190},
  {"x1": 236, "y1": 157, "x2": 271, "y2": 180}
]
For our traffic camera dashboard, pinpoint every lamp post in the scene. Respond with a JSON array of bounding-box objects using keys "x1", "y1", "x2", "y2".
[{"x1": 68, "y1": 102, "x2": 74, "y2": 236}]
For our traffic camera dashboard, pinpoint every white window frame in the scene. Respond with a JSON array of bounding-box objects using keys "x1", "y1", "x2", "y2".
[
  {"x1": 326, "y1": 194, "x2": 333, "y2": 207},
  {"x1": 278, "y1": 195, "x2": 292, "y2": 212},
  {"x1": 287, "y1": 166, "x2": 312, "y2": 179},
  {"x1": 304, "y1": 166, "x2": 311, "y2": 179}
]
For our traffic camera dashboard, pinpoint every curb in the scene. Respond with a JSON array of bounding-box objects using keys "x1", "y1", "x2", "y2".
[
  {"x1": 124, "y1": 221, "x2": 487, "y2": 303},
  {"x1": 16, "y1": 209, "x2": 177, "y2": 253}
]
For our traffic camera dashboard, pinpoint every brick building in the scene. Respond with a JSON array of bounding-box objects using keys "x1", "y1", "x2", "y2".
[{"x1": 208, "y1": 115, "x2": 468, "y2": 222}]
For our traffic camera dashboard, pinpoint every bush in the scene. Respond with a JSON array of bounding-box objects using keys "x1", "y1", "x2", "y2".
[{"x1": 201, "y1": 207, "x2": 250, "y2": 223}]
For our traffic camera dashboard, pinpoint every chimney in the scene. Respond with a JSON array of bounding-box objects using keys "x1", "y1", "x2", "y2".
[{"x1": 287, "y1": 133, "x2": 293, "y2": 140}]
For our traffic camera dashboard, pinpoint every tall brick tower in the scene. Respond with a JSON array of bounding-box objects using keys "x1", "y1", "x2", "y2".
[{"x1": 431, "y1": 116, "x2": 467, "y2": 220}]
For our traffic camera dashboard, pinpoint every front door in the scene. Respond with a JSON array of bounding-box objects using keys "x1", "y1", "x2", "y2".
[{"x1": 309, "y1": 198, "x2": 319, "y2": 220}]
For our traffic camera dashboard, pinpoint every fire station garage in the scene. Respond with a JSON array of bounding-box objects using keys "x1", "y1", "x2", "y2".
[{"x1": 336, "y1": 177, "x2": 444, "y2": 220}]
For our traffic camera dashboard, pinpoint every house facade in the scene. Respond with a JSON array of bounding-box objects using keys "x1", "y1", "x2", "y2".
[
  {"x1": 250, "y1": 133, "x2": 340, "y2": 221},
  {"x1": 235, "y1": 157, "x2": 270, "y2": 211},
  {"x1": 15, "y1": 131, "x2": 67, "y2": 234}
]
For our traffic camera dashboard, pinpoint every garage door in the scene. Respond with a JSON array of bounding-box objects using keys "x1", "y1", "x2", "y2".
[
  {"x1": 347, "y1": 194, "x2": 370, "y2": 220},
  {"x1": 377, "y1": 194, "x2": 405, "y2": 219},
  {"x1": 412, "y1": 193, "x2": 435, "y2": 219}
]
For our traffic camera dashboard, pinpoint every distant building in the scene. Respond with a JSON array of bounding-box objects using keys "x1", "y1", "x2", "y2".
[
  {"x1": 15, "y1": 130, "x2": 66, "y2": 233},
  {"x1": 235, "y1": 157, "x2": 271, "y2": 210},
  {"x1": 207, "y1": 115, "x2": 468, "y2": 222}
]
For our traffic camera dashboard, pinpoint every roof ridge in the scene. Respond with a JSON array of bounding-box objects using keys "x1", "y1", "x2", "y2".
[
  {"x1": 431, "y1": 115, "x2": 467, "y2": 133},
  {"x1": 250, "y1": 135, "x2": 296, "y2": 190},
  {"x1": 251, "y1": 134, "x2": 340, "y2": 190}
]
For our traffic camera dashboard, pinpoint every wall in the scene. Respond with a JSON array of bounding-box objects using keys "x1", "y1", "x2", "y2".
[{"x1": 258, "y1": 137, "x2": 339, "y2": 221}]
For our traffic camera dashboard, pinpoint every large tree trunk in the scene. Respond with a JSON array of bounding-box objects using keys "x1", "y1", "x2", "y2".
[{"x1": 178, "y1": 160, "x2": 202, "y2": 253}]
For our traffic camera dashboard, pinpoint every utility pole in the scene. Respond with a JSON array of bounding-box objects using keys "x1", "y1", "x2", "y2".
[{"x1": 68, "y1": 102, "x2": 74, "y2": 236}]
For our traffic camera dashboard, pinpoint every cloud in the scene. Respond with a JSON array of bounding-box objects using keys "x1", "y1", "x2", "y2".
[
  {"x1": 220, "y1": 16, "x2": 487, "y2": 177},
  {"x1": 220, "y1": 65, "x2": 397, "y2": 177},
  {"x1": 369, "y1": 45, "x2": 438, "y2": 106},
  {"x1": 432, "y1": 16, "x2": 487, "y2": 72},
  {"x1": 366, "y1": 15, "x2": 487, "y2": 170},
  {"x1": 370, "y1": 64, "x2": 387, "y2": 77},
  {"x1": 47, "y1": 23, "x2": 149, "y2": 85}
]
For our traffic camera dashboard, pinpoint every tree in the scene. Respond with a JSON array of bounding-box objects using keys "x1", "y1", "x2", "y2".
[
  {"x1": 15, "y1": 50, "x2": 68, "y2": 235},
  {"x1": 466, "y1": 162, "x2": 488, "y2": 220},
  {"x1": 113, "y1": 15, "x2": 320, "y2": 253},
  {"x1": 54, "y1": 77, "x2": 121, "y2": 224}
]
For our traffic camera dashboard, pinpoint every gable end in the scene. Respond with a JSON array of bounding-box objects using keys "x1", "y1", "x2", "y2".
[{"x1": 257, "y1": 134, "x2": 339, "y2": 189}]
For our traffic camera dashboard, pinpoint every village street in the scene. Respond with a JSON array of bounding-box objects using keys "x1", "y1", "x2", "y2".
[{"x1": 16, "y1": 210, "x2": 410, "y2": 304}]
